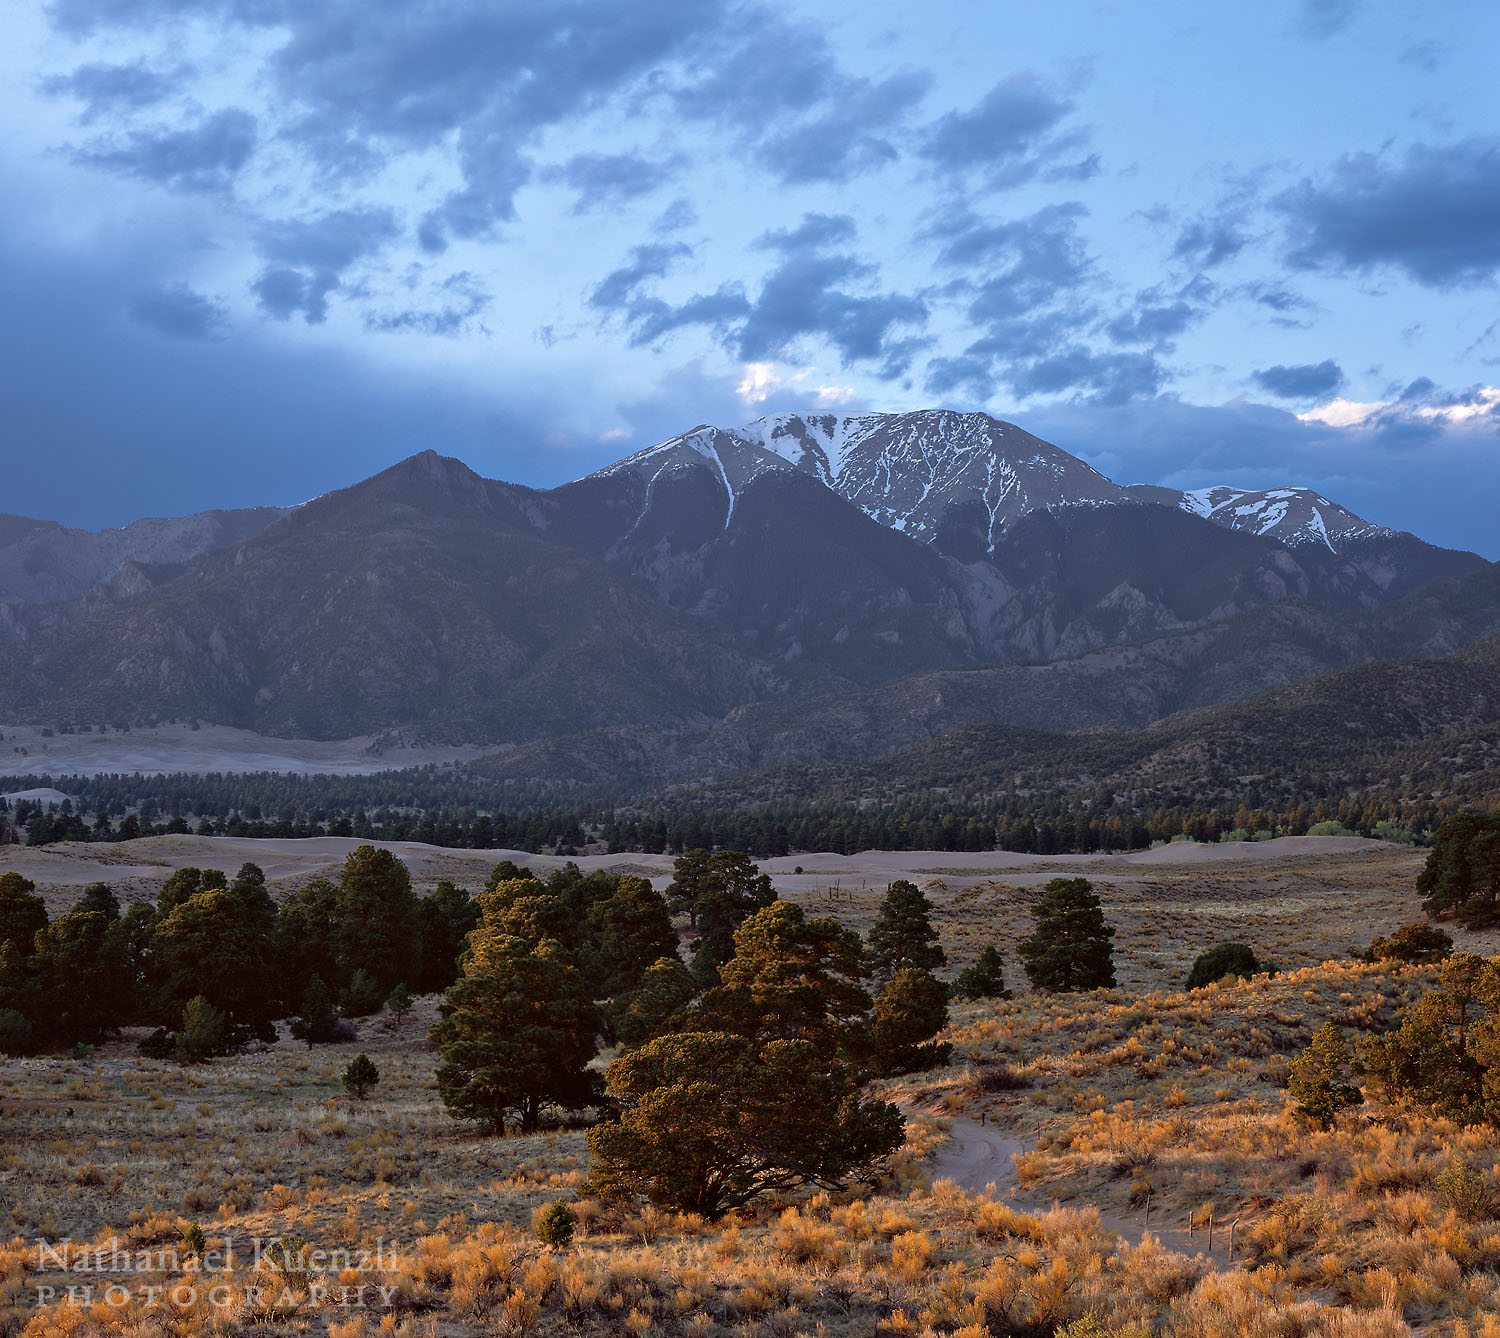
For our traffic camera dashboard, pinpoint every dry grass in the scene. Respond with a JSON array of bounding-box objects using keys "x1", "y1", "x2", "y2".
[{"x1": 4, "y1": 837, "x2": 1495, "y2": 1337}]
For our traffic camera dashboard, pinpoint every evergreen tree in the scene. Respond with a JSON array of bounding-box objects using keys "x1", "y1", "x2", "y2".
[
  {"x1": 153, "y1": 890, "x2": 276, "y2": 1043},
  {"x1": 1186, "y1": 942, "x2": 1272, "y2": 990},
  {"x1": 175, "y1": 996, "x2": 230, "y2": 1062},
  {"x1": 274, "y1": 879, "x2": 342, "y2": 1005},
  {"x1": 865, "y1": 968, "x2": 952, "y2": 1076},
  {"x1": 290, "y1": 975, "x2": 339, "y2": 1046},
  {"x1": 583, "y1": 876, "x2": 679, "y2": 1000},
  {"x1": 614, "y1": 955, "x2": 698, "y2": 1048},
  {"x1": 0, "y1": 872, "x2": 48, "y2": 956},
  {"x1": 1288, "y1": 1023, "x2": 1364, "y2": 1127},
  {"x1": 336, "y1": 846, "x2": 423, "y2": 994},
  {"x1": 696, "y1": 901, "x2": 868, "y2": 1052},
  {"x1": 1017, "y1": 877, "x2": 1116, "y2": 993},
  {"x1": 950, "y1": 945, "x2": 1009, "y2": 1000},
  {"x1": 865, "y1": 880, "x2": 945, "y2": 981},
  {"x1": 416, "y1": 880, "x2": 479, "y2": 993},
  {"x1": 669, "y1": 851, "x2": 776, "y2": 977},
  {"x1": 156, "y1": 867, "x2": 228, "y2": 916},
  {"x1": 432, "y1": 925, "x2": 598, "y2": 1134},
  {"x1": 1365, "y1": 921, "x2": 1453, "y2": 965},
  {"x1": 1419, "y1": 812, "x2": 1500, "y2": 925},
  {"x1": 587, "y1": 1030, "x2": 903, "y2": 1218},
  {"x1": 386, "y1": 981, "x2": 413, "y2": 1023},
  {"x1": 72, "y1": 882, "x2": 120, "y2": 922}
]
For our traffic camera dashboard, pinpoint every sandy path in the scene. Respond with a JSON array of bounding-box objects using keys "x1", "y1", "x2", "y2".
[{"x1": 927, "y1": 1116, "x2": 1241, "y2": 1265}]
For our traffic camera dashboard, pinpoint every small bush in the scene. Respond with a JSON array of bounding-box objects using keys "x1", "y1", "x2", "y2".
[
  {"x1": 1186, "y1": 943, "x2": 1273, "y2": 991},
  {"x1": 535, "y1": 1200, "x2": 577, "y2": 1248},
  {"x1": 342, "y1": 1054, "x2": 380, "y2": 1100},
  {"x1": 1365, "y1": 921, "x2": 1452, "y2": 965}
]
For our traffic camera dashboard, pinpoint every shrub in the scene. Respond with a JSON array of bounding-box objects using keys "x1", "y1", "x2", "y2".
[
  {"x1": 950, "y1": 945, "x2": 1010, "y2": 1000},
  {"x1": 535, "y1": 1200, "x2": 577, "y2": 1248},
  {"x1": 342, "y1": 969, "x2": 385, "y2": 1017},
  {"x1": 342, "y1": 1053, "x2": 380, "y2": 1100},
  {"x1": 1185, "y1": 943, "x2": 1273, "y2": 991},
  {"x1": 1365, "y1": 921, "x2": 1452, "y2": 965}
]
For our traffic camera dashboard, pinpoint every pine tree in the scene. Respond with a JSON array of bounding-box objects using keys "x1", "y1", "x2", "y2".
[
  {"x1": 1017, "y1": 878, "x2": 1116, "y2": 993},
  {"x1": 336, "y1": 845, "x2": 423, "y2": 994},
  {"x1": 865, "y1": 880, "x2": 945, "y2": 981},
  {"x1": 865, "y1": 968, "x2": 952, "y2": 1076},
  {"x1": 386, "y1": 982, "x2": 412, "y2": 1023},
  {"x1": 0, "y1": 873, "x2": 48, "y2": 957},
  {"x1": 432, "y1": 926, "x2": 598, "y2": 1134},
  {"x1": 342, "y1": 1053, "x2": 380, "y2": 1100},
  {"x1": 614, "y1": 956, "x2": 697, "y2": 1048},
  {"x1": 582, "y1": 876, "x2": 679, "y2": 1000}
]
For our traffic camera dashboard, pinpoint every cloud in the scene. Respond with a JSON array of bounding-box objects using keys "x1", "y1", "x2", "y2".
[
  {"x1": 71, "y1": 108, "x2": 257, "y2": 194},
  {"x1": 590, "y1": 215, "x2": 925, "y2": 370},
  {"x1": 756, "y1": 70, "x2": 931, "y2": 184},
  {"x1": 1106, "y1": 299, "x2": 1199, "y2": 347},
  {"x1": 1173, "y1": 216, "x2": 1248, "y2": 269},
  {"x1": 127, "y1": 284, "x2": 230, "y2": 340},
  {"x1": 920, "y1": 72, "x2": 1075, "y2": 182},
  {"x1": 1253, "y1": 359, "x2": 1345, "y2": 399},
  {"x1": 921, "y1": 203, "x2": 1160, "y2": 402},
  {"x1": 1279, "y1": 138, "x2": 1500, "y2": 287},
  {"x1": 1299, "y1": 384, "x2": 1500, "y2": 427},
  {"x1": 365, "y1": 272, "x2": 492, "y2": 337},
  {"x1": 1297, "y1": 0, "x2": 1360, "y2": 39},
  {"x1": 540, "y1": 152, "x2": 683, "y2": 212},
  {"x1": 253, "y1": 207, "x2": 401, "y2": 323},
  {"x1": 39, "y1": 60, "x2": 183, "y2": 123}
]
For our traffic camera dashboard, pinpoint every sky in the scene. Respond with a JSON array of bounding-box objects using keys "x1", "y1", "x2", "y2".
[{"x1": 1, "y1": 0, "x2": 1498, "y2": 556}]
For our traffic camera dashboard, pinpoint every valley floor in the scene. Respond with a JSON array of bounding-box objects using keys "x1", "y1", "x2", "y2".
[{"x1": 4, "y1": 836, "x2": 1497, "y2": 1336}]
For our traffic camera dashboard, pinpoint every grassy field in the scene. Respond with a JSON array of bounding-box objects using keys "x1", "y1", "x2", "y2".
[{"x1": 3, "y1": 835, "x2": 1495, "y2": 1337}]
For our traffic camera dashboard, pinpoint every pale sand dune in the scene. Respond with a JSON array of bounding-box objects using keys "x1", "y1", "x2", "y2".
[{"x1": 0, "y1": 721, "x2": 491, "y2": 777}]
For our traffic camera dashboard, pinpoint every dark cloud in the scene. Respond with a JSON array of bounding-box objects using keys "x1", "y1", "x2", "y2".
[
  {"x1": 1106, "y1": 299, "x2": 1199, "y2": 346},
  {"x1": 39, "y1": 61, "x2": 182, "y2": 122},
  {"x1": 1298, "y1": 0, "x2": 1359, "y2": 39},
  {"x1": 756, "y1": 70, "x2": 931, "y2": 184},
  {"x1": 127, "y1": 285, "x2": 229, "y2": 340},
  {"x1": 253, "y1": 207, "x2": 401, "y2": 323},
  {"x1": 365, "y1": 272, "x2": 492, "y2": 337},
  {"x1": 589, "y1": 242, "x2": 693, "y2": 314},
  {"x1": 1008, "y1": 348, "x2": 1166, "y2": 404},
  {"x1": 734, "y1": 252, "x2": 927, "y2": 368},
  {"x1": 588, "y1": 243, "x2": 750, "y2": 347},
  {"x1": 591, "y1": 215, "x2": 924, "y2": 369},
  {"x1": 72, "y1": 108, "x2": 256, "y2": 193},
  {"x1": 1279, "y1": 138, "x2": 1500, "y2": 287},
  {"x1": 49, "y1": 0, "x2": 743, "y2": 245},
  {"x1": 1172, "y1": 216, "x2": 1248, "y2": 269},
  {"x1": 921, "y1": 203, "x2": 1158, "y2": 402},
  {"x1": 1252, "y1": 359, "x2": 1345, "y2": 398},
  {"x1": 919, "y1": 73, "x2": 1078, "y2": 185},
  {"x1": 540, "y1": 152, "x2": 683, "y2": 213},
  {"x1": 1399, "y1": 41, "x2": 1442, "y2": 72},
  {"x1": 756, "y1": 213, "x2": 858, "y2": 254}
]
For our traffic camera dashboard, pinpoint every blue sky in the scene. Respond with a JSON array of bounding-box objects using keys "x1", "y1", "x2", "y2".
[{"x1": 2, "y1": 0, "x2": 1498, "y2": 555}]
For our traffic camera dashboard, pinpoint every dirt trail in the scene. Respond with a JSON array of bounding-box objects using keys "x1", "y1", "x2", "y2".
[{"x1": 926, "y1": 1116, "x2": 1242, "y2": 1266}]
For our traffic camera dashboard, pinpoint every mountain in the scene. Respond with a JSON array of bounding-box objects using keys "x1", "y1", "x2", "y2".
[
  {"x1": 467, "y1": 558, "x2": 1500, "y2": 797},
  {"x1": 0, "y1": 506, "x2": 289, "y2": 605},
  {"x1": 0, "y1": 411, "x2": 1489, "y2": 752},
  {"x1": 589, "y1": 410, "x2": 1131, "y2": 552},
  {"x1": 1123, "y1": 483, "x2": 1478, "y2": 601}
]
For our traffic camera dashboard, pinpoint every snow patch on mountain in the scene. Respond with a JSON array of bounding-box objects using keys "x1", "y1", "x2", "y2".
[{"x1": 1155, "y1": 484, "x2": 1393, "y2": 553}]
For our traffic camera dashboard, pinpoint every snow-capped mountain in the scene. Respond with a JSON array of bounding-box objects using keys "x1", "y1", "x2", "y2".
[
  {"x1": 1124, "y1": 484, "x2": 1393, "y2": 554},
  {"x1": 591, "y1": 410, "x2": 1129, "y2": 550}
]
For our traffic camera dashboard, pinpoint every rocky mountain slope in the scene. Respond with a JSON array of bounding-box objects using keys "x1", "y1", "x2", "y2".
[
  {"x1": 0, "y1": 411, "x2": 1488, "y2": 752},
  {"x1": 0, "y1": 506, "x2": 288, "y2": 604}
]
